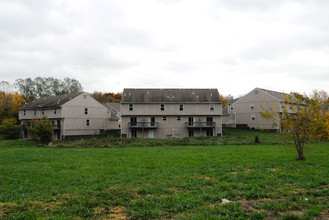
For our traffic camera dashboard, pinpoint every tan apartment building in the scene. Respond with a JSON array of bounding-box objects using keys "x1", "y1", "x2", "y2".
[
  {"x1": 232, "y1": 88, "x2": 287, "y2": 131},
  {"x1": 222, "y1": 98, "x2": 239, "y2": 128},
  {"x1": 19, "y1": 93, "x2": 118, "y2": 140},
  {"x1": 121, "y1": 89, "x2": 222, "y2": 138}
]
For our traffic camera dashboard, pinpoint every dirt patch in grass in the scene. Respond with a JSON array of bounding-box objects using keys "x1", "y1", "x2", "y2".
[
  {"x1": 268, "y1": 168, "x2": 281, "y2": 172},
  {"x1": 107, "y1": 206, "x2": 128, "y2": 220},
  {"x1": 315, "y1": 209, "x2": 329, "y2": 220}
]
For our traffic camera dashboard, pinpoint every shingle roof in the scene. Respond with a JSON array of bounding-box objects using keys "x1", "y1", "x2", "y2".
[
  {"x1": 19, "y1": 93, "x2": 82, "y2": 110},
  {"x1": 258, "y1": 88, "x2": 287, "y2": 101},
  {"x1": 103, "y1": 102, "x2": 121, "y2": 113},
  {"x1": 121, "y1": 89, "x2": 221, "y2": 103}
]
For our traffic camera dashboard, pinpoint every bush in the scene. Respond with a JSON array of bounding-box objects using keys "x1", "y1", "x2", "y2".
[
  {"x1": 0, "y1": 118, "x2": 21, "y2": 139},
  {"x1": 28, "y1": 116, "x2": 53, "y2": 144}
]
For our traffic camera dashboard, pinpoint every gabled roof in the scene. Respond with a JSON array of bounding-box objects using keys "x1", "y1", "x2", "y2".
[
  {"x1": 121, "y1": 89, "x2": 221, "y2": 103},
  {"x1": 222, "y1": 98, "x2": 239, "y2": 115},
  {"x1": 258, "y1": 88, "x2": 286, "y2": 101},
  {"x1": 19, "y1": 93, "x2": 82, "y2": 110},
  {"x1": 103, "y1": 102, "x2": 121, "y2": 113}
]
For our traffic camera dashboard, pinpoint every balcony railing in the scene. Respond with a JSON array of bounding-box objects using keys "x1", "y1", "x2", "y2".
[
  {"x1": 185, "y1": 122, "x2": 216, "y2": 128},
  {"x1": 53, "y1": 125, "x2": 61, "y2": 129},
  {"x1": 128, "y1": 122, "x2": 158, "y2": 128}
]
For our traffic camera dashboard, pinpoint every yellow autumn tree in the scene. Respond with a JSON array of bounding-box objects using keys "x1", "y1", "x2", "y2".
[
  {"x1": 261, "y1": 90, "x2": 329, "y2": 160},
  {"x1": 0, "y1": 92, "x2": 26, "y2": 123}
]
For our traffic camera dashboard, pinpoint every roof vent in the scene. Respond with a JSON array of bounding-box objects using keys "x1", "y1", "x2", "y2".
[
  {"x1": 167, "y1": 95, "x2": 170, "y2": 98},
  {"x1": 38, "y1": 105, "x2": 42, "y2": 107}
]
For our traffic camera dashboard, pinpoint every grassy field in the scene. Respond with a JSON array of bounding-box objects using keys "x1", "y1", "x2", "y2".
[{"x1": 0, "y1": 132, "x2": 328, "y2": 219}]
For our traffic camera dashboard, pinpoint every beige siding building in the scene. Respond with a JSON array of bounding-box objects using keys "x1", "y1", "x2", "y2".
[
  {"x1": 222, "y1": 98, "x2": 239, "y2": 128},
  {"x1": 121, "y1": 89, "x2": 222, "y2": 138},
  {"x1": 19, "y1": 93, "x2": 118, "y2": 140},
  {"x1": 232, "y1": 88, "x2": 286, "y2": 131}
]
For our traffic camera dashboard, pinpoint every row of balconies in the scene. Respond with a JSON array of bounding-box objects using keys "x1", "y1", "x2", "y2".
[
  {"x1": 22, "y1": 123, "x2": 61, "y2": 130},
  {"x1": 128, "y1": 122, "x2": 216, "y2": 128}
]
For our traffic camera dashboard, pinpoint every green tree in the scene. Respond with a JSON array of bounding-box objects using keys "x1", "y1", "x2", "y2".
[
  {"x1": 0, "y1": 118, "x2": 21, "y2": 139},
  {"x1": 261, "y1": 91, "x2": 329, "y2": 160},
  {"x1": 28, "y1": 116, "x2": 53, "y2": 144},
  {"x1": 14, "y1": 77, "x2": 83, "y2": 101}
]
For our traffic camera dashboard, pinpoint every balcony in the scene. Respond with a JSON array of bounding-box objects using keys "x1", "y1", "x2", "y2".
[
  {"x1": 128, "y1": 122, "x2": 158, "y2": 128},
  {"x1": 53, "y1": 125, "x2": 61, "y2": 130},
  {"x1": 185, "y1": 122, "x2": 216, "y2": 128}
]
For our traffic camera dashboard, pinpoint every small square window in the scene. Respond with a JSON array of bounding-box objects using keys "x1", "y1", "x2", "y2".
[
  {"x1": 163, "y1": 117, "x2": 167, "y2": 121},
  {"x1": 129, "y1": 104, "x2": 134, "y2": 111},
  {"x1": 54, "y1": 109, "x2": 57, "y2": 114},
  {"x1": 251, "y1": 114, "x2": 256, "y2": 120},
  {"x1": 230, "y1": 106, "x2": 234, "y2": 111},
  {"x1": 251, "y1": 104, "x2": 255, "y2": 110},
  {"x1": 86, "y1": 119, "x2": 90, "y2": 126},
  {"x1": 177, "y1": 117, "x2": 181, "y2": 121},
  {"x1": 160, "y1": 104, "x2": 165, "y2": 111},
  {"x1": 85, "y1": 108, "x2": 88, "y2": 114},
  {"x1": 179, "y1": 104, "x2": 183, "y2": 111},
  {"x1": 210, "y1": 104, "x2": 214, "y2": 111}
]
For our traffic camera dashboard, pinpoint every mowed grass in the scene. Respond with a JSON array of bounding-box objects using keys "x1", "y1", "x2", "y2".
[{"x1": 0, "y1": 140, "x2": 329, "y2": 219}]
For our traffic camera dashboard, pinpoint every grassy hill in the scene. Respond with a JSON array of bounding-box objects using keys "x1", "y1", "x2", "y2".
[{"x1": 50, "y1": 128, "x2": 293, "y2": 148}]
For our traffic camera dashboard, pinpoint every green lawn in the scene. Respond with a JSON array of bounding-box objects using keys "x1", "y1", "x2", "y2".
[{"x1": 0, "y1": 139, "x2": 328, "y2": 219}]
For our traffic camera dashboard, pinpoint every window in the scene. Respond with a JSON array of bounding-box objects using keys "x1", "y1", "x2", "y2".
[
  {"x1": 85, "y1": 108, "x2": 88, "y2": 114},
  {"x1": 210, "y1": 104, "x2": 214, "y2": 111},
  {"x1": 129, "y1": 104, "x2": 134, "y2": 111},
  {"x1": 179, "y1": 104, "x2": 183, "y2": 111},
  {"x1": 86, "y1": 119, "x2": 90, "y2": 126},
  {"x1": 42, "y1": 110, "x2": 44, "y2": 115},
  {"x1": 54, "y1": 109, "x2": 56, "y2": 114},
  {"x1": 163, "y1": 117, "x2": 167, "y2": 121},
  {"x1": 23, "y1": 110, "x2": 26, "y2": 116},
  {"x1": 177, "y1": 117, "x2": 181, "y2": 121},
  {"x1": 230, "y1": 105, "x2": 234, "y2": 111},
  {"x1": 250, "y1": 104, "x2": 255, "y2": 110},
  {"x1": 34, "y1": 110, "x2": 36, "y2": 115},
  {"x1": 251, "y1": 114, "x2": 256, "y2": 120},
  {"x1": 160, "y1": 104, "x2": 165, "y2": 111}
]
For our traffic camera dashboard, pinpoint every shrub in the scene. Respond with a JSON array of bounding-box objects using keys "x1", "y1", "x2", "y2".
[
  {"x1": 28, "y1": 116, "x2": 53, "y2": 144},
  {"x1": 0, "y1": 118, "x2": 21, "y2": 139}
]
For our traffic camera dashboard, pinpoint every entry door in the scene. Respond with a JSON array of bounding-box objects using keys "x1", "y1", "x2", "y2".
[
  {"x1": 206, "y1": 117, "x2": 213, "y2": 126},
  {"x1": 188, "y1": 117, "x2": 194, "y2": 126},
  {"x1": 149, "y1": 117, "x2": 155, "y2": 127},
  {"x1": 130, "y1": 117, "x2": 137, "y2": 126},
  {"x1": 148, "y1": 129, "x2": 155, "y2": 138}
]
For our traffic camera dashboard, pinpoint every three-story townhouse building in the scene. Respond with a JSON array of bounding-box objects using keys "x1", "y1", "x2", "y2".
[
  {"x1": 120, "y1": 88, "x2": 222, "y2": 138},
  {"x1": 19, "y1": 93, "x2": 118, "y2": 140}
]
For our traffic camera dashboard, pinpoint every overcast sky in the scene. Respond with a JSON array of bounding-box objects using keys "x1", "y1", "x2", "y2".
[{"x1": 1, "y1": 0, "x2": 328, "y2": 97}]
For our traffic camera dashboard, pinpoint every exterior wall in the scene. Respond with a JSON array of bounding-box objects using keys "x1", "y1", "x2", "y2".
[
  {"x1": 61, "y1": 93, "x2": 110, "y2": 138},
  {"x1": 121, "y1": 103, "x2": 221, "y2": 116},
  {"x1": 222, "y1": 104, "x2": 236, "y2": 128},
  {"x1": 121, "y1": 103, "x2": 222, "y2": 138},
  {"x1": 18, "y1": 93, "x2": 119, "y2": 140},
  {"x1": 19, "y1": 108, "x2": 62, "y2": 120},
  {"x1": 233, "y1": 88, "x2": 281, "y2": 130}
]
